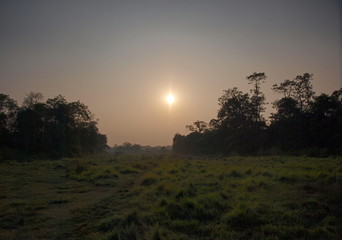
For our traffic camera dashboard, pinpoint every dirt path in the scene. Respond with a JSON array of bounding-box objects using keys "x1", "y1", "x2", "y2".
[{"x1": 9, "y1": 169, "x2": 142, "y2": 240}]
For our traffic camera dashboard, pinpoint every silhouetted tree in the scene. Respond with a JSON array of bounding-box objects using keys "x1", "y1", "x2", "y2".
[
  {"x1": 308, "y1": 89, "x2": 342, "y2": 155},
  {"x1": 0, "y1": 94, "x2": 18, "y2": 150},
  {"x1": 0, "y1": 92, "x2": 107, "y2": 159},
  {"x1": 270, "y1": 74, "x2": 315, "y2": 153},
  {"x1": 272, "y1": 73, "x2": 314, "y2": 112},
  {"x1": 186, "y1": 120, "x2": 209, "y2": 133},
  {"x1": 173, "y1": 73, "x2": 268, "y2": 155},
  {"x1": 22, "y1": 92, "x2": 44, "y2": 109},
  {"x1": 173, "y1": 72, "x2": 340, "y2": 156},
  {"x1": 45, "y1": 95, "x2": 69, "y2": 156},
  {"x1": 172, "y1": 133, "x2": 187, "y2": 154},
  {"x1": 16, "y1": 96, "x2": 48, "y2": 155},
  {"x1": 269, "y1": 97, "x2": 306, "y2": 151},
  {"x1": 247, "y1": 72, "x2": 267, "y2": 123},
  {"x1": 217, "y1": 87, "x2": 252, "y2": 129}
]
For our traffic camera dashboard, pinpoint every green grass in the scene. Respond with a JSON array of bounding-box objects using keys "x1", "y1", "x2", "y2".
[{"x1": 0, "y1": 154, "x2": 341, "y2": 239}]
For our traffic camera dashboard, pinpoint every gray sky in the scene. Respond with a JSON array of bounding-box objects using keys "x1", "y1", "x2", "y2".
[{"x1": 1, "y1": 0, "x2": 341, "y2": 146}]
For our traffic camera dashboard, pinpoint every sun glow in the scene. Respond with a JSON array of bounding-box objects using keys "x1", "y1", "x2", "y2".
[{"x1": 166, "y1": 92, "x2": 175, "y2": 105}]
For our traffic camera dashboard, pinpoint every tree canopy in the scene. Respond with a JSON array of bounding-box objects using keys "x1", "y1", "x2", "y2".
[
  {"x1": 173, "y1": 73, "x2": 342, "y2": 156},
  {"x1": 0, "y1": 93, "x2": 107, "y2": 160}
]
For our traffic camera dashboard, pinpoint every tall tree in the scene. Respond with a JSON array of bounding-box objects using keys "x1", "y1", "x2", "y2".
[
  {"x1": 186, "y1": 120, "x2": 209, "y2": 133},
  {"x1": 308, "y1": 89, "x2": 342, "y2": 154},
  {"x1": 272, "y1": 73, "x2": 314, "y2": 112},
  {"x1": 16, "y1": 99, "x2": 48, "y2": 155},
  {"x1": 269, "y1": 97, "x2": 305, "y2": 151},
  {"x1": 270, "y1": 73, "x2": 319, "y2": 153},
  {"x1": 22, "y1": 92, "x2": 44, "y2": 109},
  {"x1": 0, "y1": 94, "x2": 18, "y2": 148},
  {"x1": 217, "y1": 87, "x2": 253, "y2": 129},
  {"x1": 247, "y1": 72, "x2": 267, "y2": 123}
]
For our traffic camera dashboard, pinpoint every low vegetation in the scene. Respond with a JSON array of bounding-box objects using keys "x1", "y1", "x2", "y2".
[{"x1": 1, "y1": 154, "x2": 341, "y2": 239}]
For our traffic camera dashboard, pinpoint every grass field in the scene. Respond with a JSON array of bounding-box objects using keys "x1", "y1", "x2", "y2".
[{"x1": 0, "y1": 154, "x2": 341, "y2": 240}]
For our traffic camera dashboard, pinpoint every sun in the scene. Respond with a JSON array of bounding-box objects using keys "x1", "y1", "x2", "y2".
[{"x1": 166, "y1": 92, "x2": 175, "y2": 105}]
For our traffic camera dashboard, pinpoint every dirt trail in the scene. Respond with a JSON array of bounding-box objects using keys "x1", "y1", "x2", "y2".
[{"x1": 16, "y1": 171, "x2": 142, "y2": 239}]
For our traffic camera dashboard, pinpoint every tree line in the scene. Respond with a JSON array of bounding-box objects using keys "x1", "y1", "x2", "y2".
[
  {"x1": 109, "y1": 142, "x2": 171, "y2": 155},
  {"x1": 173, "y1": 73, "x2": 342, "y2": 156},
  {"x1": 0, "y1": 92, "x2": 107, "y2": 160}
]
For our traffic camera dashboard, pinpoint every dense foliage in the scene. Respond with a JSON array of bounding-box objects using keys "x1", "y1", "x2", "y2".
[
  {"x1": 173, "y1": 73, "x2": 342, "y2": 156},
  {"x1": 0, "y1": 92, "x2": 107, "y2": 159}
]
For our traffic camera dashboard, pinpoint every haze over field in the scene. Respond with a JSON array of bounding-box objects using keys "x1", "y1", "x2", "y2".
[{"x1": 1, "y1": 0, "x2": 341, "y2": 146}]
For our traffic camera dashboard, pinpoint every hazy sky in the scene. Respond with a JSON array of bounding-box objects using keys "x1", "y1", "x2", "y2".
[{"x1": 1, "y1": 0, "x2": 341, "y2": 146}]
